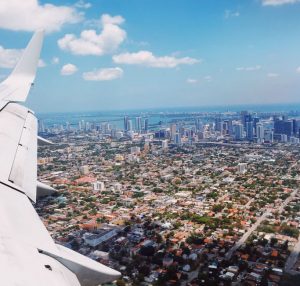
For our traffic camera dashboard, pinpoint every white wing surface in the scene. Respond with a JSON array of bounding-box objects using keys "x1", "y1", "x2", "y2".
[{"x1": 0, "y1": 32, "x2": 121, "y2": 286}]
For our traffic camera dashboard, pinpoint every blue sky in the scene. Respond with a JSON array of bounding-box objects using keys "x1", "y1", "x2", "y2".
[{"x1": 1, "y1": 0, "x2": 300, "y2": 112}]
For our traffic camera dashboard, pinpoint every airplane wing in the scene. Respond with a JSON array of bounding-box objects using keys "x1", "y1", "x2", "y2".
[{"x1": 0, "y1": 32, "x2": 121, "y2": 286}]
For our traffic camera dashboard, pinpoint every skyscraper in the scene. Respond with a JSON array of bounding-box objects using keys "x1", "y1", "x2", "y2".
[
  {"x1": 215, "y1": 117, "x2": 223, "y2": 132},
  {"x1": 233, "y1": 123, "x2": 243, "y2": 140},
  {"x1": 170, "y1": 124, "x2": 177, "y2": 141},
  {"x1": 162, "y1": 139, "x2": 168, "y2": 150},
  {"x1": 38, "y1": 119, "x2": 45, "y2": 133},
  {"x1": 195, "y1": 118, "x2": 203, "y2": 132},
  {"x1": 292, "y1": 119, "x2": 300, "y2": 137},
  {"x1": 144, "y1": 118, "x2": 149, "y2": 133},
  {"x1": 256, "y1": 123, "x2": 264, "y2": 143},
  {"x1": 124, "y1": 116, "x2": 129, "y2": 131},
  {"x1": 264, "y1": 130, "x2": 273, "y2": 143},
  {"x1": 274, "y1": 118, "x2": 293, "y2": 138},
  {"x1": 174, "y1": 133, "x2": 182, "y2": 145},
  {"x1": 127, "y1": 119, "x2": 133, "y2": 131},
  {"x1": 66, "y1": 121, "x2": 70, "y2": 131},
  {"x1": 135, "y1": 117, "x2": 142, "y2": 133},
  {"x1": 241, "y1": 111, "x2": 252, "y2": 131},
  {"x1": 246, "y1": 121, "x2": 254, "y2": 141},
  {"x1": 224, "y1": 120, "x2": 233, "y2": 135}
]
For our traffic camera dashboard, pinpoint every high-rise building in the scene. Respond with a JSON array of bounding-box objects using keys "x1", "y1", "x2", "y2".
[
  {"x1": 127, "y1": 120, "x2": 133, "y2": 131},
  {"x1": 290, "y1": 137, "x2": 300, "y2": 144},
  {"x1": 253, "y1": 116, "x2": 260, "y2": 128},
  {"x1": 155, "y1": 130, "x2": 167, "y2": 139},
  {"x1": 241, "y1": 111, "x2": 252, "y2": 130},
  {"x1": 170, "y1": 124, "x2": 177, "y2": 141},
  {"x1": 123, "y1": 116, "x2": 129, "y2": 131},
  {"x1": 79, "y1": 120, "x2": 85, "y2": 131},
  {"x1": 233, "y1": 123, "x2": 244, "y2": 140},
  {"x1": 85, "y1": 121, "x2": 90, "y2": 131},
  {"x1": 143, "y1": 118, "x2": 149, "y2": 133},
  {"x1": 104, "y1": 123, "x2": 110, "y2": 133},
  {"x1": 215, "y1": 117, "x2": 223, "y2": 132},
  {"x1": 115, "y1": 131, "x2": 123, "y2": 139},
  {"x1": 78, "y1": 120, "x2": 83, "y2": 131},
  {"x1": 256, "y1": 123, "x2": 264, "y2": 143},
  {"x1": 292, "y1": 119, "x2": 300, "y2": 137},
  {"x1": 38, "y1": 119, "x2": 45, "y2": 133},
  {"x1": 274, "y1": 118, "x2": 293, "y2": 138},
  {"x1": 162, "y1": 140, "x2": 168, "y2": 150},
  {"x1": 174, "y1": 133, "x2": 182, "y2": 145},
  {"x1": 224, "y1": 120, "x2": 233, "y2": 135},
  {"x1": 66, "y1": 121, "x2": 70, "y2": 131},
  {"x1": 264, "y1": 130, "x2": 273, "y2": 143},
  {"x1": 246, "y1": 121, "x2": 254, "y2": 141},
  {"x1": 135, "y1": 117, "x2": 142, "y2": 133},
  {"x1": 127, "y1": 130, "x2": 134, "y2": 139},
  {"x1": 195, "y1": 118, "x2": 203, "y2": 132},
  {"x1": 80, "y1": 165, "x2": 89, "y2": 175},
  {"x1": 237, "y1": 163, "x2": 247, "y2": 174}
]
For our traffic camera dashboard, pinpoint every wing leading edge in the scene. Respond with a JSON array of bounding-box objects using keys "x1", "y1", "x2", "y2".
[{"x1": 0, "y1": 32, "x2": 121, "y2": 285}]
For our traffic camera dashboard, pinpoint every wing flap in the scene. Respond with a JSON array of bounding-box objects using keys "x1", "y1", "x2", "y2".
[
  {"x1": 0, "y1": 103, "x2": 27, "y2": 181},
  {"x1": 42, "y1": 244, "x2": 121, "y2": 286},
  {"x1": 0, "y1": 103, "x2": 38, "y2": 201},
  {"x1": 9, "y1": 111, "x2": 37, "y2": 201}
]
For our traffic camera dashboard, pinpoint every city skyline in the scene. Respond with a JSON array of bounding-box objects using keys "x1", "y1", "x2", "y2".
[
  {"x1": 1, "y1": 9, "x2": 300, "y2": 284},
  {"x1": 1, "y1": 0, "x2": 300, "y2": 112}
]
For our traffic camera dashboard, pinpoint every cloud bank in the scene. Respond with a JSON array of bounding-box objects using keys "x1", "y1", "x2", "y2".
[
  {"x1": 83, "y1": 67, "x2": 123, "y2": 81},
  {"x1": 61, "y1": 63, "x2": 78, "y2": 75},
  {"x1": 113, "y1": 51, "x2": 200, "y2": 68},
  {"x1": 0, "y1": 0, "x2": 81, "y2": 33},
  {"x1": 58, "y1": 14, "x2": 126, "y2": 56}
]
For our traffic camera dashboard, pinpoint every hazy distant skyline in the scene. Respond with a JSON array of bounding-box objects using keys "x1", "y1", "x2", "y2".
[{"x1": 1, "y1": 0, "x2": 300, "y2": 112}]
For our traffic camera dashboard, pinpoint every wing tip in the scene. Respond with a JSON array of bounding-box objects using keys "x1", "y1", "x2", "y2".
[{"x1": 0, "y1": 31, "x2": 44, "y2": 103}]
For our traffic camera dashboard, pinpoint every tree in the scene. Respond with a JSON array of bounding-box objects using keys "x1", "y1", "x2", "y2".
[
  {"x1": 270, "y1": 237, "x2": 278, "y2": 247},
  {"x1": 212, "y1": 204, "x2": 223, "y2": 213},
  {"x1": 116, "y1": 279, "x2": 126, "y2": 286},
  {"x1": 140, "y1": 245, "x2": 155, "y2": 257},
  {"x1": 156, "y1": 234, "x2": 163, "y2": 244}
]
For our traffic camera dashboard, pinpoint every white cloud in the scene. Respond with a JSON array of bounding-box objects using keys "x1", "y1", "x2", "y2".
[
  {"x1": 224, "y1": 10, "x2": 240, "y2": 19},
  {"x1": 75, "y1": 0, "x2": 92, "y2": 9},
  {"x1": 0, "y1": 46, "x2": 46, "y2": 69},
  {"x1": 186, "y1": 78, "x2": 198, "y2": 84},
  {"x1": 296, "y1": 67, "x2": 300, "y2": 73},
  {"x1": 83, "y1": 67, "x2": 123, "y2": 81},
  {"x1": 52, "y1": 57, "x2": 60, "y2": 64},
  {"x1": 236, "y1": 65, "x2": 262, "y2": 71},
  {"x1": 262, "y1": 0, "x2": 300, "y2": 6},
  {"x1": 187, "y1": 76, "x2": 212, "y2": 84},
  {"x1": 267, "y1": 73, "x2": 279, "y2": 78},
  {"x1": 0, "y1": 46, "x2": 22, "y2": 68},
  {"x1": 58, "y1": 14, "x2": 126, "y2": 56},
  {"x1": 113, "y1": 51, "x2": 200, "y2": 68},
  {"x1": 204, "y1": 75, "x2": 212, "y2": 81},
  {"x1": 38, "y1": 59, "x2": 46, "y2": 67},
  {"x1": 61, "y1": 63, "x2": 78, "y2": 76},
  {"x1": 0, "y1": 0, "x2": 81, "y2": 33}
]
